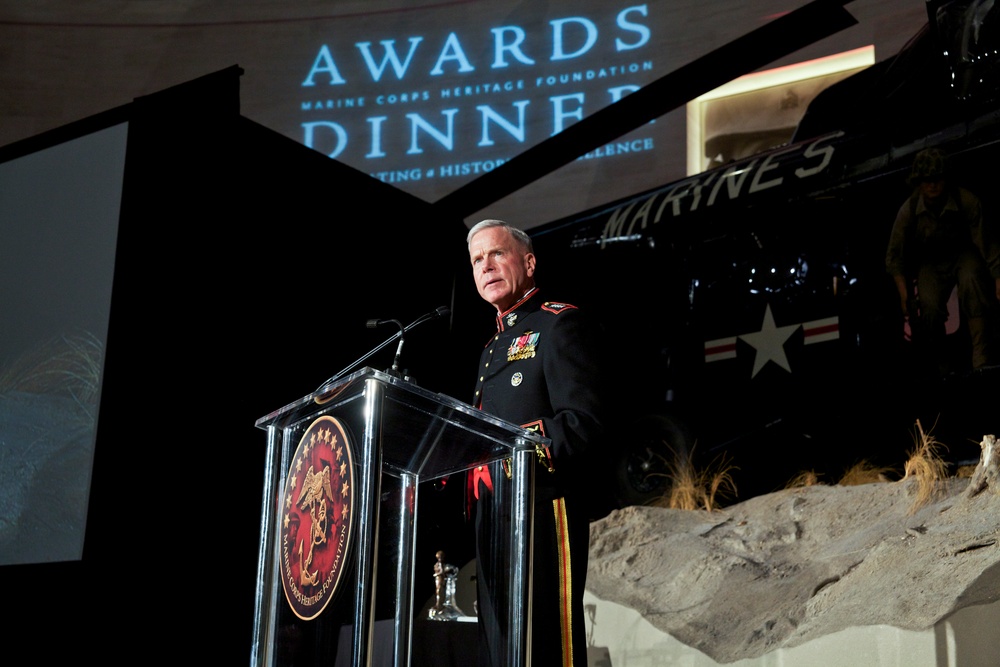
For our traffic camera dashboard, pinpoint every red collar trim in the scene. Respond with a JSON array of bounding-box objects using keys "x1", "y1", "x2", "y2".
[{"x1": 495, "y1": 287, "x2": 538, "y2": 331}]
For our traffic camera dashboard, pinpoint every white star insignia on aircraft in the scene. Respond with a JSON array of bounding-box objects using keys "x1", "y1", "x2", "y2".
[{"x1": 739, "y1": 304, "x2": 800, "y2": 378}]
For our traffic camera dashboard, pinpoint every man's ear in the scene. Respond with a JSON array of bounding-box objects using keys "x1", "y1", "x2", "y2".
[{"x1": 525, "y1": 252, "x2": 536, "y2": 277}]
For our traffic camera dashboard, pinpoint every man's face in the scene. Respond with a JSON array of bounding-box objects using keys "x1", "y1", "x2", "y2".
[
  {"x1": 919, "y1": 177, "x2": 946, "y2": 201},
  {"x1": 469, "y1": 226, "x2": 535, "y2": 312}
]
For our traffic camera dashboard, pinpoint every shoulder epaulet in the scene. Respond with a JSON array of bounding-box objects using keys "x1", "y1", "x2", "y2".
[{"x1": 541, "y1": 301, "x2": 578, "y2": 314}]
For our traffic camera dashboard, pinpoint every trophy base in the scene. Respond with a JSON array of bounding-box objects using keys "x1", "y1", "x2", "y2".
[{"x1": 428, "y1": 603, "x2": 467, "y2": 621}]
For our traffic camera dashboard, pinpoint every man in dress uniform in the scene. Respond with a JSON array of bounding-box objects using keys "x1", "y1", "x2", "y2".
[{"x1": 466, "y1": 218, "x2": 609, "y2": 667}]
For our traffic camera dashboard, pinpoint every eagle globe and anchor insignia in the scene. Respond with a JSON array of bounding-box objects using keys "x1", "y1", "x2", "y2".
[{"x1": 278, "y1": 415, "x2": 356, "y2": 621}]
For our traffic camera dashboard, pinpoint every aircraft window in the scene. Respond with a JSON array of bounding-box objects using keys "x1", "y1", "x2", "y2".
[{"x1": 685, "y1": 47, "x2": 874, "y2": 175}]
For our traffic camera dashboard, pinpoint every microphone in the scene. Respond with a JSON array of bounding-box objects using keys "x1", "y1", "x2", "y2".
[
  {"x1": 318, "y1": 306, "x2": 451, "y2": 390},
  {"x1": 383, "y1": 306, "x2": 450, "y2": 375},
  {"x1": 366, "y1": 306, "x2": 449, "y2": 332},
  {"x1": 407, "y1": 305, "x2": 451, "y2": 329},
  {"x1": 367, "y1": 318, "x2": 405, "y2": 376}
]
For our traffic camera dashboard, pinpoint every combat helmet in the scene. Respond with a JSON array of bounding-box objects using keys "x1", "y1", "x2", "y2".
[{"x1": 908, "y1": 148, "x2": 947, "y2": 187}]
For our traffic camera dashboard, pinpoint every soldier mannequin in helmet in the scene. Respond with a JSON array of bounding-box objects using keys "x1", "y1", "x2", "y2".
[{"x1": 886, "y1": 148, "x2": 1000, "y2": 375}]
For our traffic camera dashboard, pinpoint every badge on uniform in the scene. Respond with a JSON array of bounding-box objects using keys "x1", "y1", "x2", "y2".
[
  {"x1": 507, "y1": 331, "x2": 539, "y2": 360},
  {"x1": 510, "y1": 372, "x2": 523, "y2": 386},
  {"x1": 506, "y1": 312, "x2": 518, "y2": 327}
]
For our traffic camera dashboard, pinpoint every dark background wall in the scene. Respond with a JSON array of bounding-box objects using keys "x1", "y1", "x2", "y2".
[{"x1": 1, "y1": 67, "x2": 484, "y2": 663}]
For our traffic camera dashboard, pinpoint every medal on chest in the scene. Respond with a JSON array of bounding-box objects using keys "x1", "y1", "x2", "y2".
[{"x1": 507, "y1": 331, "x2": 540, "y2": 361}]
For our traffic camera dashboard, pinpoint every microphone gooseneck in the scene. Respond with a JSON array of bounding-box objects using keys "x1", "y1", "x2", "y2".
[{"x1": 317, "y1": 306, "x2": 451, "y2": 390}]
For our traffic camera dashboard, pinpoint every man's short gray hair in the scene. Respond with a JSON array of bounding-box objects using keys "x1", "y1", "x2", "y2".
[{"x1": 467, "y1": 218, "x2": 534, "y2": 252}]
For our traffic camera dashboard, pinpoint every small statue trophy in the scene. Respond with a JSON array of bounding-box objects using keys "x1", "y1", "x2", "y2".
[{"x1": 428, "y1": 550, "x2": 466, "y2": 621}]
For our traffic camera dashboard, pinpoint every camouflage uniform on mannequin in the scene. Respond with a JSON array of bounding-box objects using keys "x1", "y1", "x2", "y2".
[{"x1": 886, "y1": 148, "x2": 1000, "y2": 375}]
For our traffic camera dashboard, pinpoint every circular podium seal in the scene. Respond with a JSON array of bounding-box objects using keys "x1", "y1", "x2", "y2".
[{"x1": 278, "y1": 415, "x2": 356, "y2": 620}]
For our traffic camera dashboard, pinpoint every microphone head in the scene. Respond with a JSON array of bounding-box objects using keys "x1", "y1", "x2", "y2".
[
  {"x1": 434, "y1": 306, "x2": 451, "y2": 318},
  {"x1": 366, "y1": 319, "x2": 382, "y2": 328}
]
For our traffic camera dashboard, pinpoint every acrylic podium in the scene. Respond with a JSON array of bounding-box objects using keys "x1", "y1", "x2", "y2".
[{"x1": 251, "y1": 367, "x2": 548, "y2": 667}]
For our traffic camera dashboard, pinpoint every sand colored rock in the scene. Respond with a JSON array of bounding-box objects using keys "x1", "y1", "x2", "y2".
[{"x1": 587, "y1": 437, "x2": 1000, "y2": 663}]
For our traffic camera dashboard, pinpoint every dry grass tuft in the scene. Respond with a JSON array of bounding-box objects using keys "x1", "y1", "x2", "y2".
[
  {"x1": 786, "y1": 470, "x2": 824, "y2": 488},
  {"x1": 838, "y1": 460, "x2": 895, "y2": 486},
  {"x1": 0, "y1": 331, "x2": 103, "y2": 412},
  {"x1": 955, "y1": 464, "x2": 977, "y2": 479},
  {"x1": 902, "y1": 419, "x2": 949, "y2": 513},
  {"x1": 651, "y1": 446, "x2": 738, "y2": 512},
  {"x1": 786, "y1": 461, "x2": 897, "y2": 490}
]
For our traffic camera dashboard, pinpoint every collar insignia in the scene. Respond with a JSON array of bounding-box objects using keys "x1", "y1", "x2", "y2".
[{"x1": 506, "y1": 312, "x2": 518, "y2": 327}]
